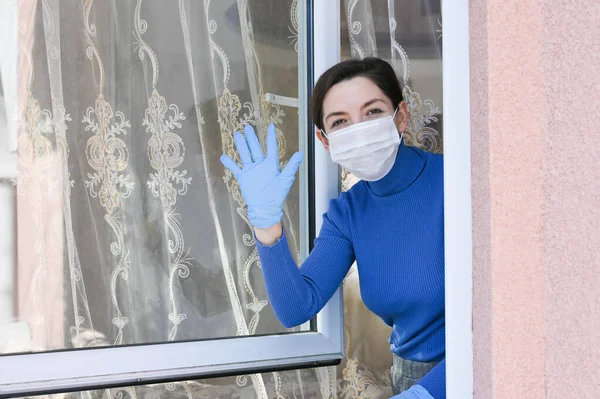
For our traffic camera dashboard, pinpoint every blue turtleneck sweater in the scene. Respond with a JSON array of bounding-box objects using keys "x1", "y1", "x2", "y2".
[{"x1": 256, "y1": 142, "x2": 445, "y2": 398}]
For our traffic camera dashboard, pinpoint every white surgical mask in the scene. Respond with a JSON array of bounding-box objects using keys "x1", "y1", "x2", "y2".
[{"x1": 324, "y1": 109, "x2": 402, "y2": 181}]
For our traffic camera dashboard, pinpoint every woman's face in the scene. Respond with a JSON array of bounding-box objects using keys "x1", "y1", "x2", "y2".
[{"x1": 317, "y1": 76, "x2": 408, "y2": 151}]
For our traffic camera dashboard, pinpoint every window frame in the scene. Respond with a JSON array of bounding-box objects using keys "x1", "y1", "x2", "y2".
[{"x1": 441, "y1": 1, "x2": 474, "y2": 398}]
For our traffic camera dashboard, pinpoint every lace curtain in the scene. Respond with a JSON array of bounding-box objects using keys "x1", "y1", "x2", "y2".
[{"x1": 0, "y1": 0, "x2": 442, "y2": 398}]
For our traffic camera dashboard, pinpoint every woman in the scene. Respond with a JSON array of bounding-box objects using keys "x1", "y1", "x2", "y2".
[{"x1": 220, "y1": 58, "x2": 445, "y2": 399}]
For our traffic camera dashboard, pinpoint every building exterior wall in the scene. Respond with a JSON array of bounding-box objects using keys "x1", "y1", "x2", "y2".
[{"x1": 470, "y1": 0, "x2": 600, "y2": 397}]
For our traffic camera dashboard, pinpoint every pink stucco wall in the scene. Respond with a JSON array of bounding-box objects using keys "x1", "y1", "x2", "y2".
[{"x1": 470, "y1": 0, "x2": 600, "y2": 398}]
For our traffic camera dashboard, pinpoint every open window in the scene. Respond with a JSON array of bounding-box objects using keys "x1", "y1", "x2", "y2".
[{"x1": 0, "y1": 0, "x2": 472, "y2": 397}]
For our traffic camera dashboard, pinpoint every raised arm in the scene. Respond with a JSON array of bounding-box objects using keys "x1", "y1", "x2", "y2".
[
  {"x1": 255, "y1": 196, "x2": 354, "y2": 327},
  {"x1": 220, "y1": 123, "x2": 354, "y2": 327}
]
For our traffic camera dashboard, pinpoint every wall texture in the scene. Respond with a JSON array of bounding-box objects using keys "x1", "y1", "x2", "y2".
[
  {"x1": 470, "y1": 0, "x2": 600, "y2": 398},
  {"x1": 541, "y1": 0, "x2": 600, "y2": 396}
]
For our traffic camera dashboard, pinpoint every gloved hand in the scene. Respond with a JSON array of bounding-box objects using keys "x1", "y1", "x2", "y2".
[
  {"x1": 391, "y1": 385, "x2": 434, "y2": 399},
  {"x1": 220, "y1": 123, "x2": 303, "y2": 229}
]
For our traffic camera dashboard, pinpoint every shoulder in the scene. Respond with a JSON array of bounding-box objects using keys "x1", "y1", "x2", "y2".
[
  {"x1": 411, "y1": 145, "x2": 443, "y2": 162},
  {"x1": 412, "y1": 146, "x2": 443, "y2": 176},
  {"x1": 322, "y1": 192, "x2": 354, "y2": 240},
  {"x1": 336, "y1": 180, "x2": 371, "y2": 211},
  {"x1": 326, "y1": 190, "x2": 354, "y2": 220},
  {"x1": 323, "y1": 184, "x2": 368, "y2": 240}
]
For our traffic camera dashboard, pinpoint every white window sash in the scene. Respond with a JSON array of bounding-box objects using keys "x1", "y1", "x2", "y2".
[
  {"x1": 442, "y1": 1, "x2": 474, "y2": 398},
  {"x1": 0, "y1": 331, "x2": 343, "y2": 396}
]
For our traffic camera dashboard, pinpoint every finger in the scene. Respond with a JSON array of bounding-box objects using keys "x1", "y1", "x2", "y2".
[
  {"x1": 244, "y1": 124, "x2": 265, "y2": 163},
  {"x1": 279, "y1": 151, "x2": 304, "y2": 181},
  {"x1": 234, "y1": 131, "x2": 253, "y2": 165},
  {"x1": 266, "y1": 123, "x2": 279, "y2": 163},
  {"x1": 220, "y1": 154, "x2": 242, "y2": 178}
]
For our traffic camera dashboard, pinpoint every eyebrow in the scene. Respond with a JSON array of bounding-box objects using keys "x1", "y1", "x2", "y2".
[{"x1": 324, "y1": 98, "x2": 387, "y2": 123}]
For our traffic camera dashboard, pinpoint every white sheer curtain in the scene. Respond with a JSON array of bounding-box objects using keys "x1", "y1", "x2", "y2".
[{"x1": 11, "y1": 0, "x2": 305, "y2": 344}]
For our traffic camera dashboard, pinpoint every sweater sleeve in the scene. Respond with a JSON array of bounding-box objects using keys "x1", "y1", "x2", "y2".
[
  {"x1": 418, "y1": 358, "x2": 446, "y2": 399},
  {"x1": 255, "y1": 196, "x2": 355, "y2": 328}
]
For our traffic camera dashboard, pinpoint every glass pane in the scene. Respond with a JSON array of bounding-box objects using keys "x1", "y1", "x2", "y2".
[{"x1": 0, "y1": 0, "x2": 310, "y2": 355}]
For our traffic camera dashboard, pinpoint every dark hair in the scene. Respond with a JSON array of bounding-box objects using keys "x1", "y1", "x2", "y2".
[{"x1": 311, "y1": 57, "x2": 404, "y2": 131}]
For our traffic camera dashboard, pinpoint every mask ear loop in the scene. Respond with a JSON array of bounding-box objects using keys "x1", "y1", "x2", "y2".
[{"x1": 392, "y1": 107, "x2": 404, "y2": 144}]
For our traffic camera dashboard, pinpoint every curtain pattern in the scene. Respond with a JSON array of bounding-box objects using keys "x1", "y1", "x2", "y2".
[
  {"x1": 1, "y1": 0, "x2": 442, "y2": 397},
  {"x1": 340, "y1": 0, "x2": 443, "y2": 190},
  {"x1": 9, "y1": 0, "x2": 313, "y2": 397}
]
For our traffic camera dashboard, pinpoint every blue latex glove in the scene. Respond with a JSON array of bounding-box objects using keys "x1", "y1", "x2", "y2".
[
  {"x1": 220, "y1": 123, "x2": 303, "y2": 229},
  {"x1": 391, "y1": 385, "x2": 434, "y2": 399}
]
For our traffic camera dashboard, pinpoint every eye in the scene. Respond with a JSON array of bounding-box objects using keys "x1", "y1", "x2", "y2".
[
  {"x1": 366, "y1": 108, "x2": 383, "y2": 116},
  {"x1": 331, "y1": 119, "x2": 346, "y2": 129}
]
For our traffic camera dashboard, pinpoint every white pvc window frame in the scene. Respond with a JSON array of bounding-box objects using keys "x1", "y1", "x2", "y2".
[
  {"x1": 0, "y1": 0, "x2": 345, "y2": 396},
  {"x1": 442, "y1": 1, "x2": 474, "y2": 398}
]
